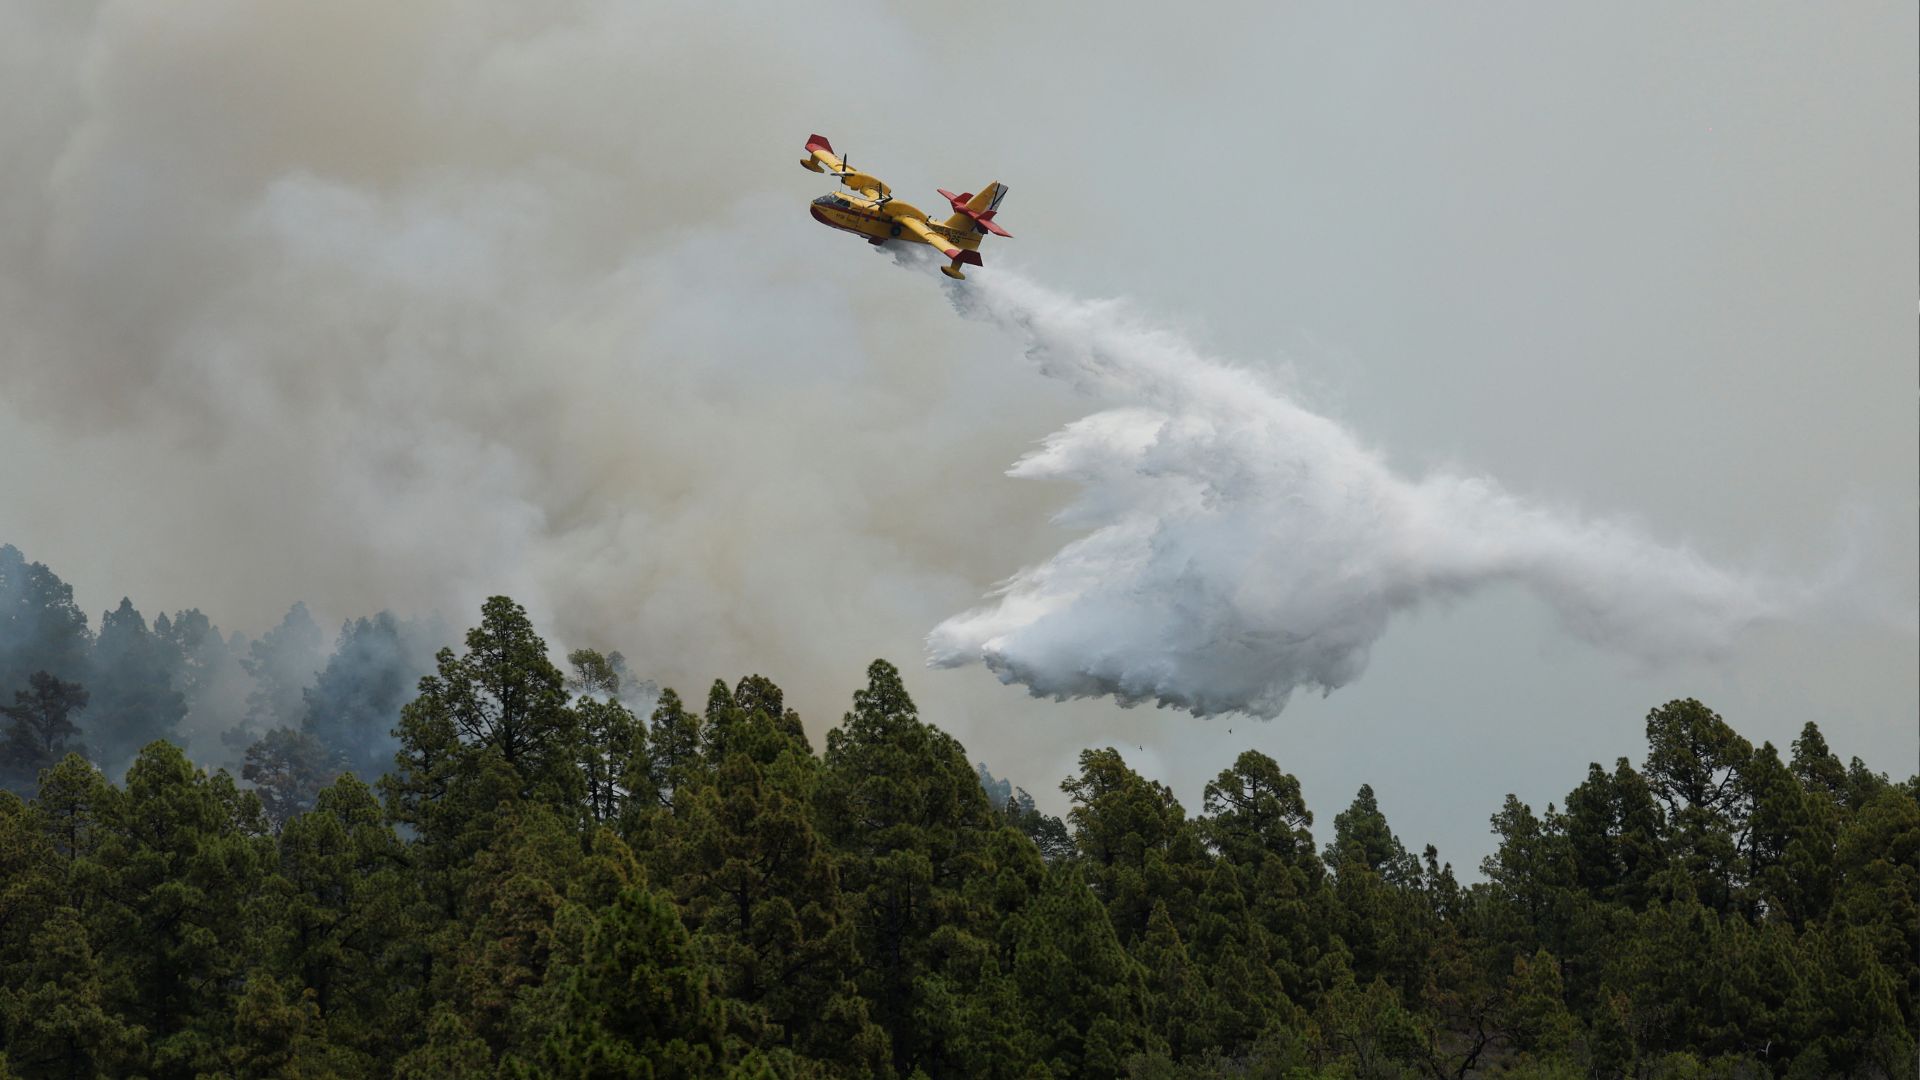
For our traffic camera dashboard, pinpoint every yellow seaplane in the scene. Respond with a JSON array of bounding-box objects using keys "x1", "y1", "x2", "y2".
[{"x1": 800, "y1": 134, "x2": 1010, "y2": 280}]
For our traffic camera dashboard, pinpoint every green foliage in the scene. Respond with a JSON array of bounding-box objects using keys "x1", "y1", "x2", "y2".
[
  {"x1": 0, "y1": 587, "x2": 1908, "y2": 1078},
  {"x1": 110, "y1": 744, "x2": 274, "y2": 1075},
  {"x1": 1013, "y1": 864, "x2": 1152, "y2": 1076},
  {"x1": 1064, "y1": 747, "x2": 1208, "y2": 948},
  {"x1": 1202, "y1": 751, "x2": 1316, "y2": 880},
  {"x1": 0, "y1": 671, "x2": 89, "y2": 795},
  {"x1": 1326, "y1": 784, "x2": 1419, "y2": 886},
  {"x1": 652, "y1": 707, "x2": 884, "y2": 1073},
  {"x1": 820, "y1": 659, "x2": 1006, "y2": 1076},
  {"x1": 646, "y1": 687, "x2": 704, "y2": 810},
  {"x1": 1642, "y1": 699, "x2": 1751, "y2": 914},
  {"x1": 393, "y1": 1003, "x2": 493, "y2": 1079},
  {"x1": 1480, "y1": 795, "x2": 1575, "y2": 956},
  {"x1": 303, "y1": 612, "x2": 436, "y2": 783},
  {"x1": 1561, "y1": 757, "x2": 1666, "y2": 912},
  {"x1": 568, "y1": 651, "x2": 644, "y2": 830},
  {"x1": 243, "y1": 726, "x2": 340, "y2": 828},
  {"x1": 264, "y1": 774, "x2": 418, "y2": 1066},
  {"x1": 0, "y1": 905, "x2": 145, "y2": 1077},
  {"x1": 0, "y1": 546, "x2": 91, "y2": 711},
  {"x1": 382, "y1": 595, "x2": 587, "y2": 933},
  {"x1": 85, "y1": 598, "x2": 188, "y2": 773},
  {"x1": 518, "y1": 884, "x2": 731, "y2": 1078}
]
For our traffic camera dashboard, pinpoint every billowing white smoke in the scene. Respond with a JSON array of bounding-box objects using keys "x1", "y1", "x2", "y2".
[{"x1": 927, "y1": 267, "x2": 1787, "y2": 717}]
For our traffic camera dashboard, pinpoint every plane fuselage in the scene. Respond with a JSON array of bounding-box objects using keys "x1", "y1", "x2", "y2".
[{"x1": 808, "y1": 194, "x2": 976, "y2": 252}]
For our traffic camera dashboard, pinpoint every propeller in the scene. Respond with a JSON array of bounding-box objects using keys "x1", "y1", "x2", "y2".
[{"x1": 828, "y1": 151, "x2": 891, "y2": 208}]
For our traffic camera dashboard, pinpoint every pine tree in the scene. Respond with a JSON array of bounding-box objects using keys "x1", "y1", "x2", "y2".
[
  {"x1": 1134, "y1": 900, "x2": 1216, "y2": 1061},
  {"x1": 303, "y1": 612, "x2": 435, "y2": 782},
  {"x1": 1642, "y1": 699, "x2": 1751, "y2": 914},
  {"x1": 1201, "y1": 750, "x2": 1317, "y2": 880},
  {"x1": 154, "y1": 608, "x2": 253, "y2": 767},
  {"x1": 1186, "y1": 861, "x2": 1291, "y2": 1055},
  {"x1": 243, "y1": 726, "x2": 340, "y2": 828},
  {"x1": 568, "y1": 653, "x2": 643, "y2": 828},
  {"x1": 446, "y1": 804, "x2": 582, "y2": 1055},
  {"x1": 240, "y1": 602, "x2": 325, "y2": 737},
  {"x1": 1199, "y1": 750, "x2": 1345, "y2": 1013},
  {"x1": 264, "y1": 774, "x2": 417, "y2": 1068},
  {"x1": 644, "y1": 688, "x2": 704, "y2": 811},
  {"x1": 384, "y1": 596, "x2": 584, "y2": 873},
  {"x1": 1788, "y1": 721, "x2": 1848, "y2": 808},
  {"x1": 85, "y1": 598, "x2": 188, "y2": 773},
  {"x1": 1797, "y1": 921, "x2": 1913, "y2": 1075},
  {"x1": 0, "y1": 545, "x2": 92, "y2": 702},
  {"x1": 1324, "y1": 785, "x2": 1432, "y2": 998},
  {"x1": 520, "y1": 884, "x2": 733, "y2": 1078},
  {"x1": 100, "y1": 743, "x2": 274, "y2": 1077},
  {"x1": 1828, "y1": 784, "x2": 1920, "y2": 1035},
  {"x1": 1062, "y1": 747, "x2": 1209, "y2": 947},
  {"x1": 223, "y1": 973, "x2": 354, "y2": 1078},
  {"x1": 1004, "y1": 785, "x2": 1074, "y2": 863},
  {"x1": 1011, "y1": 864, "x2": 1151, "y2": 1076},
  {"x1": 700, "y1": 678, "x2": 738, "y2": 761},
  {"x1": 1481, "y1": 795, "x2": 1576, "y2": 957},
  {"x1": 0, "y1": 671, "x2": 88, "y2": 794},
  {"x1": 0, "y1": 905, "x2": 146, "y2": 1076},
  {"x1": 820, "y1": 659, "x2": 1002, "y2": 1076},
  {"x1": 1313, "y1": 975, "x2": 1424, "y2": 1079},
  {"x1": 653, "y1": 705, "x2": 886, "y2": 1073},
  {"x1": 1741, "y1": 741, "x2": 1836, "y2": 927},
  {"x1": 1325, "y1": 784, "x2": 1420, "y2": 885},
  {"x1": 0, "y1": 791, "x2": 57, "y2": 996},
  {"x1": 1562, "y1": 758, "x2": 1669, "y2": 912},
  {"x1": 1503, "y1": 949, "x2": 1579, "y2": 1062},
  {"x1": 392, "y1": 1003, "x2": 493, "y2": 1079}
]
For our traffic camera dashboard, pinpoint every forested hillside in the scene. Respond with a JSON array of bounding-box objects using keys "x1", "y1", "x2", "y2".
[{"x1": 0, "y1": 545, "x2": 1915, "y2": 1077}]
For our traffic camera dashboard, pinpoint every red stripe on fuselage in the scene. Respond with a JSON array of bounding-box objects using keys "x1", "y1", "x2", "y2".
[
  {"x1": 811, "y1": 204, "x2": 890, "y2": 228},
  {"x1": 809, "y1": 206, "x2": 886, "y2": 243},
  {"x1": 811, "y1": 204, "x2": 972, "y2": 254}
]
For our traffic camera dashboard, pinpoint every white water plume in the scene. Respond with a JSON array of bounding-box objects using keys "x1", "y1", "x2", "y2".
[{"x1": 926, "y1": 266, "x2": 1796, "y2": 718}]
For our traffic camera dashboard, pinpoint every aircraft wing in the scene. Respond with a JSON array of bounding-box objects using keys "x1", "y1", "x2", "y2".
[
  {"x1": 800, "y1": 134, "x2": 890, "y2": 200},
  {"x1": 896, "y1": 216, "x2": 945, "y2": 251},
  {"x1": 800, "y1": 134, "x2": 845, "y2": 174},
  {"x1": 897, "y1": 216, "x2": 967, "y2": 259},
  {"x1": 838, "y1": 172, "x2": 891, "y2": 201}
]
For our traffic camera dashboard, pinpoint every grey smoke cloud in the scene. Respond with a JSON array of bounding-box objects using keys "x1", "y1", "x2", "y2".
[{"x1": 0, "y1": 0, "x2": 1076, "y2": 722}]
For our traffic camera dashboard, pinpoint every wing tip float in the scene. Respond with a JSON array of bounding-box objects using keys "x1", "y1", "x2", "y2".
[{"x1": 799, "y1": 133, "x2": 836, "y2": 172}]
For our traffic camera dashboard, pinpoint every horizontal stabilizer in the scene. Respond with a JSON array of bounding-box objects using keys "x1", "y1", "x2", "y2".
[{"x1": 937, "y1": 185, "x2": 1013, "y2": 238}]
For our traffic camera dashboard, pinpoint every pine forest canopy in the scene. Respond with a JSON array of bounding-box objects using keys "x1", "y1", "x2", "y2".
[{"x1": 0, "y1": 541, "x2": 1916, "y2": 1077}]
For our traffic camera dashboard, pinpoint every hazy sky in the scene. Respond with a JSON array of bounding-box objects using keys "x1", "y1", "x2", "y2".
[{"x1": 2, "y1": 1, "x2": 1913, "y2": 870}]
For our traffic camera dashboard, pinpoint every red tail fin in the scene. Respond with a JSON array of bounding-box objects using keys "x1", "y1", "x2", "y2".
[{"x1": 937, "y1": 185, "x2": 1013, "y2": 238}]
